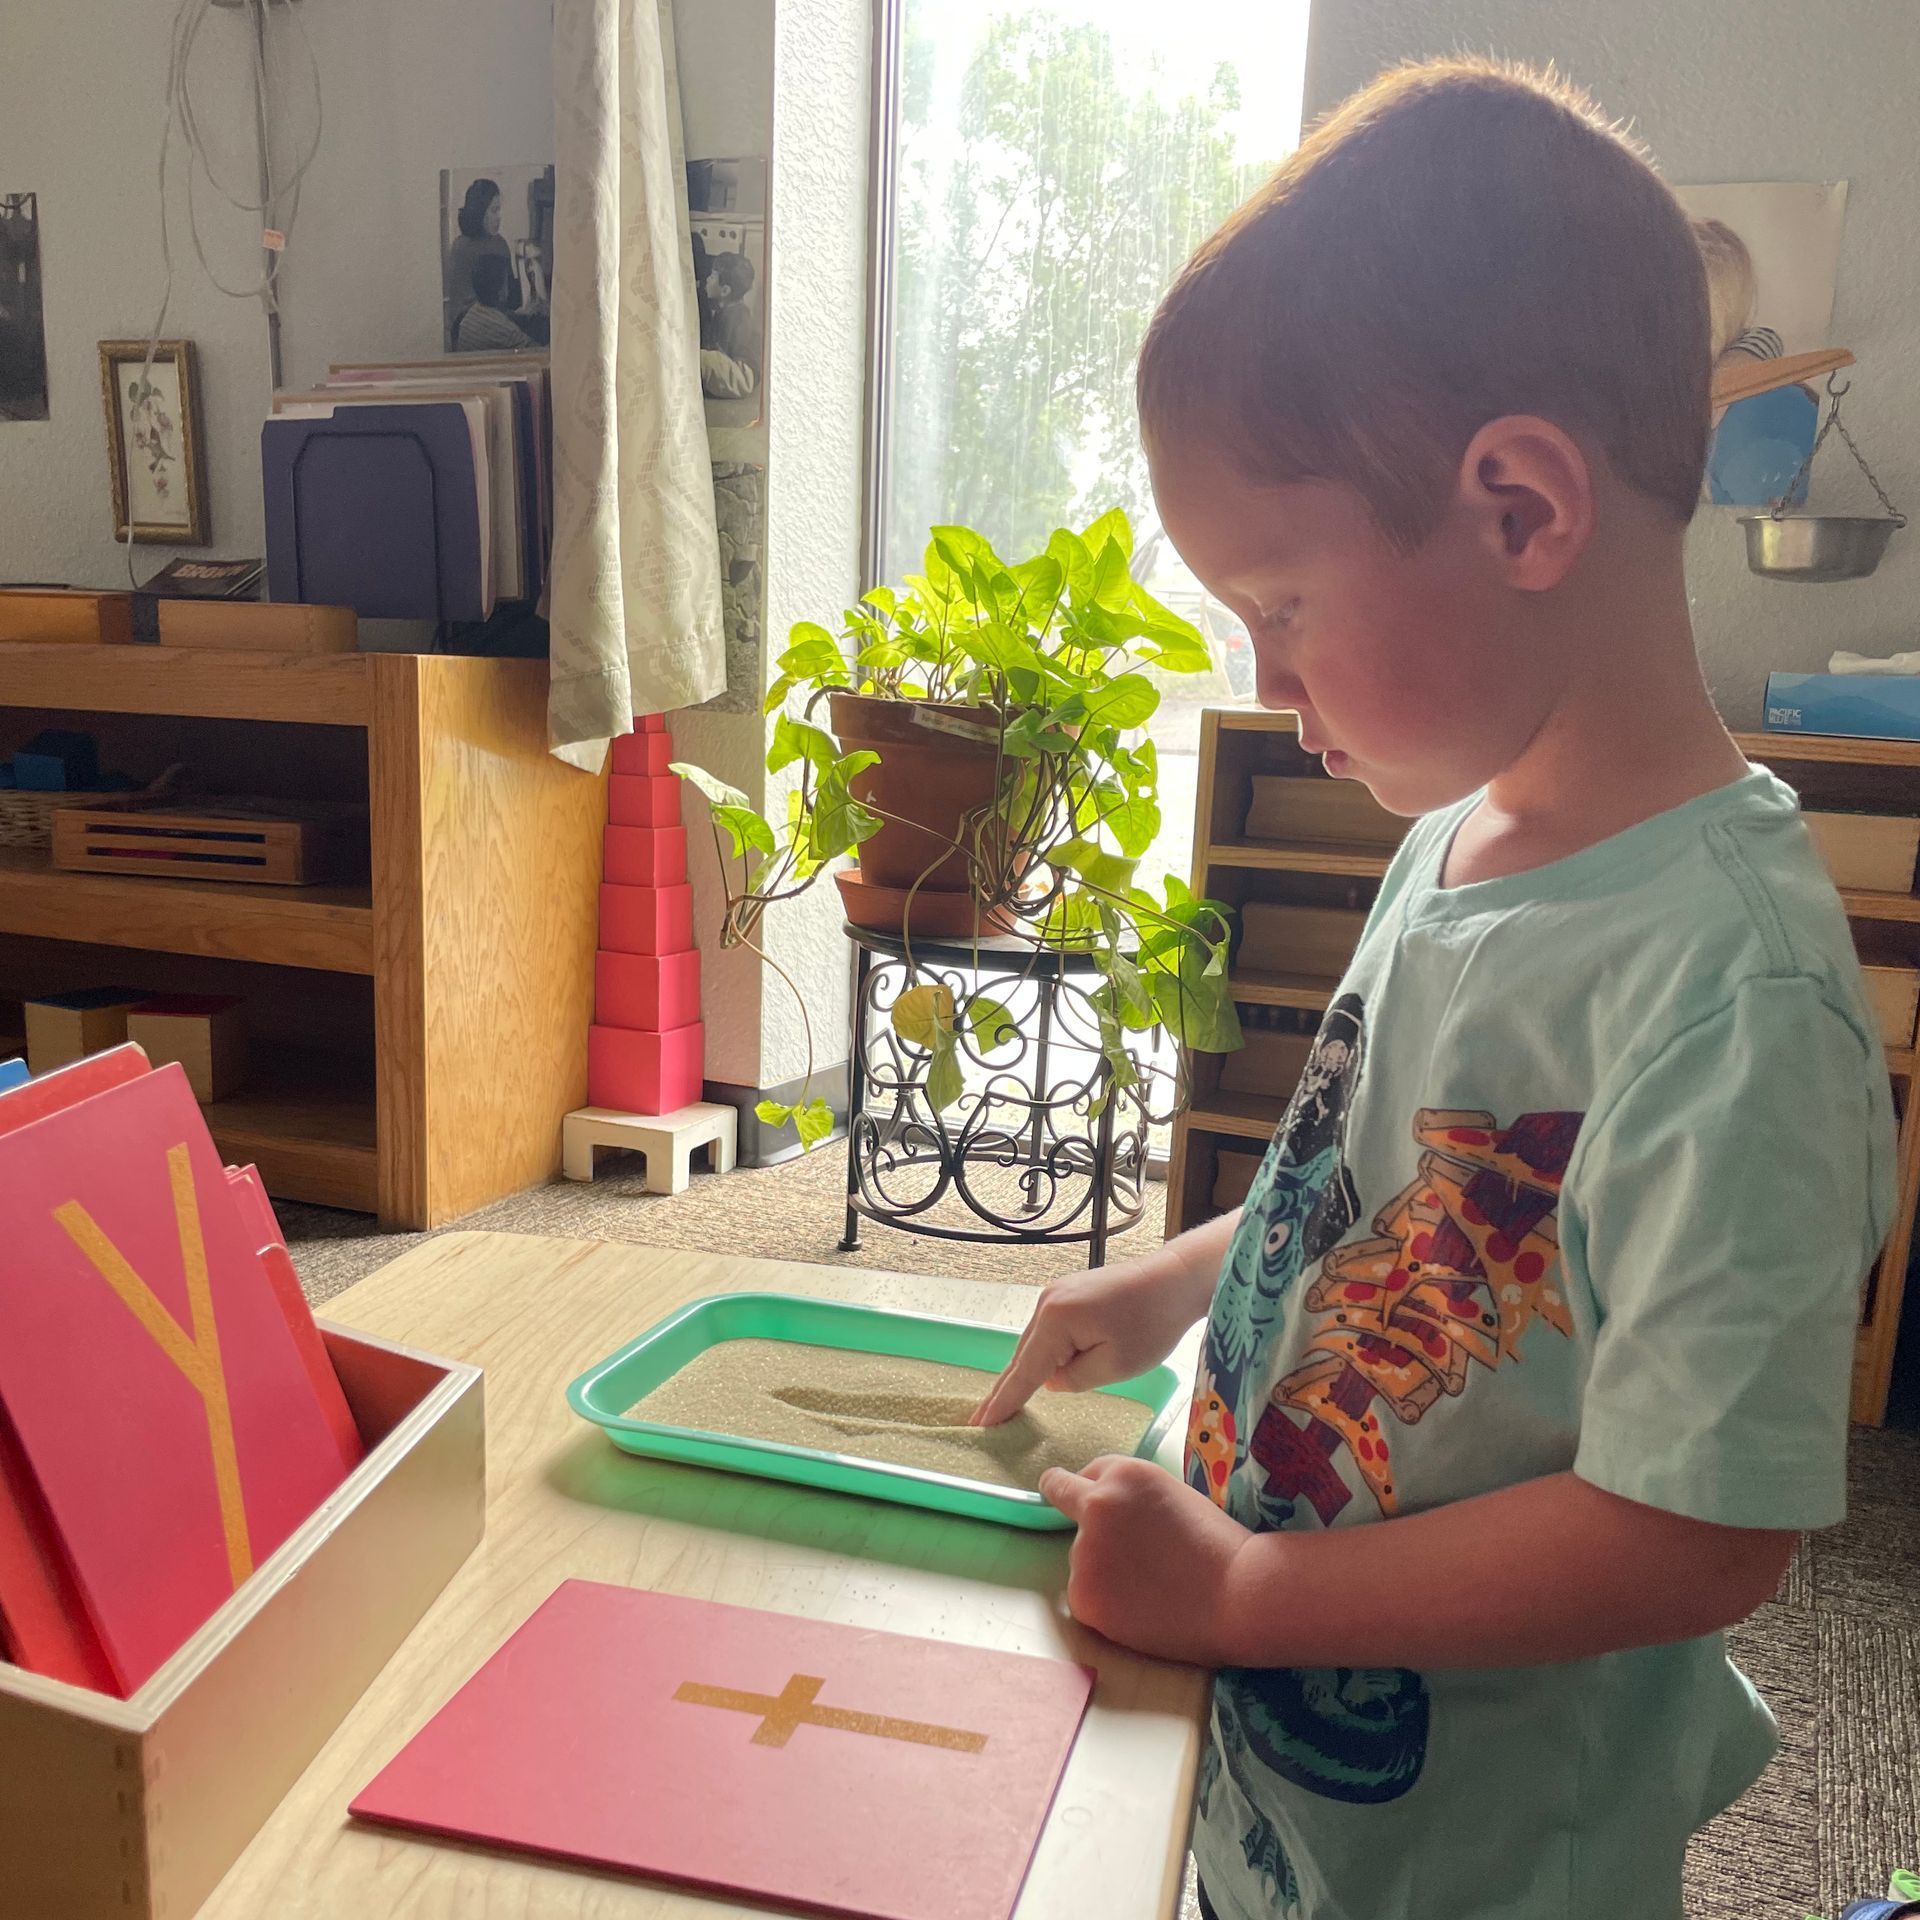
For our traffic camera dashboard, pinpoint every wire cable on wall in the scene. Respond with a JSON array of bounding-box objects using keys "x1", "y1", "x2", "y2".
[{"x1": 124, "y1": 0, "x2": 323, "y2": 583}]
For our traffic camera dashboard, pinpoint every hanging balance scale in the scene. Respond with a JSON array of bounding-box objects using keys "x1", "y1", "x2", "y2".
[{"x1": 1734, "y1": 360, "x2": 1906, "y2": 583}]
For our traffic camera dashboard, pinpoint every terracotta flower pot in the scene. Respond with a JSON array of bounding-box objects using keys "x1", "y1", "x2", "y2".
[
  {"x1": 828, "y1": 692, "x2": 1019, "y2": 895},
  {"x1": 832, "y1": 868, "x2": 1019, "y2": 939}
]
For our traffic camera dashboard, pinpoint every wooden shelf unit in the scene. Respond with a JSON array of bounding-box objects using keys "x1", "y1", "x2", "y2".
[
  {"x1": 1167, "y1": 707, "x2": 1919, "y2": 1428},
  {"x1": 0, "y1": 846, "x2": 374, "y2": 974},
  {"x1": 0, "y1": 645, "x2": 605, "y2": 1227}
]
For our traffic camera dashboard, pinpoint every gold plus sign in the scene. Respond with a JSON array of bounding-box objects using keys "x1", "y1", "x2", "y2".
[{"x1": 675, "y1": 1672, "x2": 988, "y2": 1753}]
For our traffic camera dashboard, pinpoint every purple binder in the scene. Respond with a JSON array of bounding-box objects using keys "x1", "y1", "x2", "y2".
[{"x1": 262, "y1": 404, "x2": 485, "y2": 621}]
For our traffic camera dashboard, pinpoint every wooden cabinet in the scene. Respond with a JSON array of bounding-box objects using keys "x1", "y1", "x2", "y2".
[
  {"x1": 1167, "y1": 706, "x2": 1915, "y2": 1427},
  {"x1": 0, "y1": 644, "x2": 605, "y2": 1227}
]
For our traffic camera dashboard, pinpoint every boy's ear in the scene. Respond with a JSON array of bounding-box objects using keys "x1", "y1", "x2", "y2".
[{"x1": 1456, "y1": 416, "x2": 1596, "y2": 590}]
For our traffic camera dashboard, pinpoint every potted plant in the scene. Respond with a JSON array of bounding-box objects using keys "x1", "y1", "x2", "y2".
[{"x1": 673, "y1": 509, "x2": 1242, "y2": 1144}]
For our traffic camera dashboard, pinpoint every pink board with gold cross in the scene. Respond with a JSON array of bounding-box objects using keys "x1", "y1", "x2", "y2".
[{"x1": 350, "y1": 1581, "x2": 1095, "y2": 1920}]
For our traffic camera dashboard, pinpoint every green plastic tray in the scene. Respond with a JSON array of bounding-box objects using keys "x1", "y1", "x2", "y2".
[{"x1": 566, "y1": 1291, "x2": 1184, "y2": 1531}]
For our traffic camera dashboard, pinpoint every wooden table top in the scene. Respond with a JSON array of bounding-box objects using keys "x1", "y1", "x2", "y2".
[{"x1": 201, "y1": 1230, "x2": 1208, "y2": 1919}]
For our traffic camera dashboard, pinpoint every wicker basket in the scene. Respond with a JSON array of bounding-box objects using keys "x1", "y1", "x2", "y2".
[{"x1": 0, "y1": 789, "x2": 79, "y2": 852}]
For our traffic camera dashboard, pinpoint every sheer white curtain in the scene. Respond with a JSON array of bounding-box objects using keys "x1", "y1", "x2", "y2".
[{"x1": 547, "y1": 0, "x2": 726, "y2": 768}]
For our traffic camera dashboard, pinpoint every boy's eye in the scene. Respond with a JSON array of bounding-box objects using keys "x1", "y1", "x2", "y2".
[{"x1": 1255, "y1": 598, "x2": 1300, "y2": 635}]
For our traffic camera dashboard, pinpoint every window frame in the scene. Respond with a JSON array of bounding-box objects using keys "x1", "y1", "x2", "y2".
[{"x1": 859, "y1": 0, "x2": 906, "y2": 597}]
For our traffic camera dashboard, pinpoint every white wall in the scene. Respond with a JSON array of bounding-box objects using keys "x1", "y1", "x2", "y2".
[
  {"x1": 6, "y1": 0, "x2": 866, "y2": 1099},
  {"x1": 1304, "y1": 0, "x2": 1920, "y2": 727},
  {"x1": 675, "y1": 0, "x2": 870, "y2": 1094},
  {"x1": 671, "y1": 0, "x2": 780, "y2": 1090},
  {"x1": 274, "y1": 1, "x2": 554, "y2": 389},
  {"x1": 3, "y1": 5, "x2": 268, "y2": 585},
  {"x1": 759, "y1": 0, "x2": 871, "y2": 1087},
  {"x1": 1, "y1": 0, "x2": 551, "y2": 589}
]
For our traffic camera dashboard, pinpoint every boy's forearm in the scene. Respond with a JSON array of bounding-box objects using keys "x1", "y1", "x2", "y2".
[
  {"x1": 1213, "y1": 1470, "x2": 1794, "y2": 1670},
  {"x1": 1134, "y1": 1205, "x2": 1239, "y2": 1322}
]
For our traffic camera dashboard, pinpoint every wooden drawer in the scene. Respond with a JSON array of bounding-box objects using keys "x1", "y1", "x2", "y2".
[
  {"x1": 1212, "y1": 1145, "x2": 1265, "y2": 1211},
  {"x1": 1237, "y1": 902, "x2": 1368, "y2": 981},
  {"x1": 1218, "y1": 1025, "x2": 1316, "y2": 1100},
  {"x1": 1805, "y1": 811, "x2": 1920, "y2": 896},
  {"x1": 1245, "y1": 774, "x2": 1408, "y2": 849},
  {"x1": 1862, "y1": 960, "x2": 1920, "y2": 1051}
]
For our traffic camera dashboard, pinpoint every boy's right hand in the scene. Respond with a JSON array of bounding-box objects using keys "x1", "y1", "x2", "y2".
[{"x1": 970, "y1": 1260, "x2": 1193, "y2": 1427}]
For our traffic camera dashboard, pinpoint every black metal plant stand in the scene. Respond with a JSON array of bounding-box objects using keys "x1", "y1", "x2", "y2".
[{"x1": 838, "y1": 925, "x2": 1171, "y2": 1268}]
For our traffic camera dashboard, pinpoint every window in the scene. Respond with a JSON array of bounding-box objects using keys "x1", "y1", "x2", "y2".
[{"x1": 867, "y1": 0, "x2": 1309, "y2": 894}]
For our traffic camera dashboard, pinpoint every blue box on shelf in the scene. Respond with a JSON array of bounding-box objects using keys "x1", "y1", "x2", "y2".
[
  {"x1": 13, "y1": 729, "x2": 99, "y2": 792},
  {"x1": 1764, "y1": 673, "x2": 1920, "y2": 743}
]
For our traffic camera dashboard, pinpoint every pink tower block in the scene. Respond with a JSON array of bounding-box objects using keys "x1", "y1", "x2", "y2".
[
  {"x1": 609, "y1": 774, "x2": 682, "y2": 828},
  {"x1": 596, "y1": 950, "x2": 702, "y2": 1032},
  {"x1": 588, "y1": 1022, "x2": 705, "y2": 1114},
  {"x1": 599, "y1": 883, "x2": 694, "y2": 956},
  {"x1": 609, "y1": 732, "x2": 675, "y2": 776},
  {"x1": 603, "y1": 824, "x2": 688, "y2": 888}
]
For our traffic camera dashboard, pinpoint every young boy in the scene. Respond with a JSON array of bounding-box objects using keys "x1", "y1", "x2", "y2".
[{"x1": 973, "y1": 57, "x2": 1895, "y2": 1920}]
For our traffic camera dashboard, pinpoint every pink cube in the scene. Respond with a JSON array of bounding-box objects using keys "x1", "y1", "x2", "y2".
[
  {"x1": 610, "y1": 731, "x2": 675, "y2": 776},
  {"x1": 588, "y1": 1021, "x2": 705, "y2": 1114},
  {"x1": 596, "y1": 949, "x2": 702, "y2": 1032},
  {"x1": 599, "y1": 882, "x2": 694, "y2": 956},
  {"x1": 603, "y1": 824, "x2": 688, "y2": 888},
  {"x1": 609, "y1": 772, "x2": 682, "y2": 828},
  {"x1": 634, "y1": 712, "x2": 668, "y2": 733}
]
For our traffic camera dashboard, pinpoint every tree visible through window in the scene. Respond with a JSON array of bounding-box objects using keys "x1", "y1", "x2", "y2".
[{"x1": 876, "y1": 0, "x2": 1308, "y2": 893}]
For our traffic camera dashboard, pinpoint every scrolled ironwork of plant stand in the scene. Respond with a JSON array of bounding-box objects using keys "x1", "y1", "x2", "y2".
[{"x1": 838, "y1": 925, "x2": 1180, "y2": 1267}]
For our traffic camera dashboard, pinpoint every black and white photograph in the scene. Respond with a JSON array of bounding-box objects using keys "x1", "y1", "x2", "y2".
[
  {"x1": 700, "y1": 461, "x2": 765, "y2": 712},
  {"x1": 0, "y1": 192, "x2": 50, "y2": 422},
  {"x1": 689, "y1": 158, "x2": 768, "y2": 432},
  {"x1": 440, "y1": 164, "x2": 554, "y2": 354}
]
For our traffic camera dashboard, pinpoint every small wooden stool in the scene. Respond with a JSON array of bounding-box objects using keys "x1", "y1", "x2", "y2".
[{"x1": 562, "y1": 1102, "x2": 738, "y2": 1195}]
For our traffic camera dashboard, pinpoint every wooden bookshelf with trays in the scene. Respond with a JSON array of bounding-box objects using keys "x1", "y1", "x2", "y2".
[
  {"x1": 1167, "y1": 705, "x2": 1920, "y2": 1427},
  {"x1": 0, "y1": 643, "x2": 605, "y2": 1227}
]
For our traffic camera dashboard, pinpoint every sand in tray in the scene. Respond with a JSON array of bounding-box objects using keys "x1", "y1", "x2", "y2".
[{"x1": 626, "y1": 1339, "x2": 1157, "y2": 1491}]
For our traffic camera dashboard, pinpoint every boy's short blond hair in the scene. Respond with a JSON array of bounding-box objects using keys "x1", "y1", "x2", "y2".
[{"x1": 1137, "y1": 57, "x2": 1710, "y2": 547}]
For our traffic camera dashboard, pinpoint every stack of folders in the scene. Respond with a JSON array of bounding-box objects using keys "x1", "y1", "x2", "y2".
[{"x1": 261, "y1": 355, "x2": 551, "y2": 625}]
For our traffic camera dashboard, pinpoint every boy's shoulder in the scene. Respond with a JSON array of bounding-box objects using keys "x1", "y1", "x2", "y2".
[
  {"x1": 1400, "y1": 772, "x2": 1853, "y2": 970},
  {"x1": 1370, "y1": 770, "x2": 1880, "y2": 1068}
]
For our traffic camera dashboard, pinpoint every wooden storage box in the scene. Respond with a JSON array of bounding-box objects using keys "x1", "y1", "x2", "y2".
[
  {"x1": 1244, "y1": 773, "x2": 1408, "y2": 850},
  {"x1": 126, "y1": 994, "x2": 249, "y2": 1103},
  {"x1": 1213, "y1": 1146, "x2": 1265, "y2": 1211},
  {"x1": 0, "y1": 589, "x2": 134, "y2": 646},
  {"x1": 1218, "y1": 1026, "x2": 1317, "y2": 1100},
  {"x1": 1805, "y1": 811, "x2": 1920, "y2": 896},
  {"x1": 1861, "y1": 958, "x2": 1920, "y2": 1051},
  {"x1": 0, "y1": 1325, "x2": 484, "y2": 1920},
  {"x1": 151, "y1": 600, "x2": 357, "y2": 655},
  {"x1": 1237, "y1": 902, "x2": 1369, "y2": 982},
  {"x1": 52, "y1": 796, "x2": 367, "y2": 886}
]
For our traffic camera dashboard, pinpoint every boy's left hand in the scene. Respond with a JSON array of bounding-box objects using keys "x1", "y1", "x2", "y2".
[{"x1": 1039, "y1": 1457, "x2": 1251, "y2": 1667}]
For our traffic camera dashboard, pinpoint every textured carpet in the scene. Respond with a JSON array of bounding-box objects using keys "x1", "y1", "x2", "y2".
[
  {"x1": 282, "y1": 1150, "x2": 1920, "y2": 1917},
  {"x1": 277, "y1": 1136, "x2": 1155, "y2": 1306}
]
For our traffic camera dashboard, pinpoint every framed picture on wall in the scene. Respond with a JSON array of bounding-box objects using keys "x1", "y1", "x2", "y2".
[{"x1": 98, "y1": 339, "x2": 208, "y2": 543}]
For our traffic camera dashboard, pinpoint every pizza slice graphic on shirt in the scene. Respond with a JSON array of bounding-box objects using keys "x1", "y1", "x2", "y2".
[
  {"x1": 1308, "y1": 1325, "x2": 1462, "y2": 1419},
  {"x1": 1262, "y1": 1106, "x2": 1587, "y2": 1521},
  {"x1": 1391, "y1": 1273, "x2": 1504, "y2": 1370},
  {"x1": 1414, "y1": 1108, "x2": 1582, "y2": 1194},
  {"x1": 1263, "y1": 1352, "x2": 1399, "y2": 1515},
  {"x1": 1419, "y1": 1161, "x2": 1572, "y2": 1359}
]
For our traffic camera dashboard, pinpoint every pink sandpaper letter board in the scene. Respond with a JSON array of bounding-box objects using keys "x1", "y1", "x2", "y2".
[{"x1": 351, "y1": 1581, "x2": 1096, "y2": 1920}]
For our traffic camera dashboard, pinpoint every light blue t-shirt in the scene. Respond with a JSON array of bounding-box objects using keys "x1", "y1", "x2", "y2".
[{"x1": 1188, "y1": 769, "x2": 1895, "y2": 1920}]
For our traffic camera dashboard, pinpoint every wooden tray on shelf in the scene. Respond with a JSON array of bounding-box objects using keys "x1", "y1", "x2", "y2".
[{"x1": 51, "y1": 796, "x2": 368, "y2": 887}]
